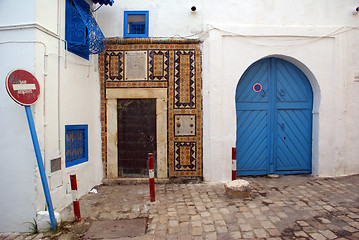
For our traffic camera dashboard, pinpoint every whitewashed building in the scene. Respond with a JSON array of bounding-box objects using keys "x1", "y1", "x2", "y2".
[{"x1": 1, "y1": 0, "x2": 359, "y2": 232}]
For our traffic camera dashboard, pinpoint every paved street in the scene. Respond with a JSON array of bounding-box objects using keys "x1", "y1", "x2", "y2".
[{"x1": 1, "y1": 174, "x2": 359, "y2": 239}]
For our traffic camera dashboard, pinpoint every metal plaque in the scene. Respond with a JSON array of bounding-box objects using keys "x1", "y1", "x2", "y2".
[{"x1": 175, "y1": 115, "x2": 196, "y2": 136}]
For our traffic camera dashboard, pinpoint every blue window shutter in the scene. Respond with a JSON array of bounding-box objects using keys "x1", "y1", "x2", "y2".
[
  {"x1": 65, "y1": 0, "x2": 107, "y2": 59},
  {"x1": 66, "y1": 0, "x2": 89, "y2": 59}
]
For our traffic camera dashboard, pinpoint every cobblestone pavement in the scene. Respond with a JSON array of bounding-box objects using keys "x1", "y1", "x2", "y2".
[{"x1": 1, "y1": 174, "x2": 359, "y2": 239}]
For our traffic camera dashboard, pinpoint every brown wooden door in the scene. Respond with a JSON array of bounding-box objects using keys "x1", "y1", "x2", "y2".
[{"x1": 117, "y1": 99, "x2": 156, "y2": 177}]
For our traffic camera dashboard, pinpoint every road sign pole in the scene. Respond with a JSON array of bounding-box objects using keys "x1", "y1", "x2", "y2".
[{"x1": 25, "y1": 106, "x2": 57, "y2": 230}]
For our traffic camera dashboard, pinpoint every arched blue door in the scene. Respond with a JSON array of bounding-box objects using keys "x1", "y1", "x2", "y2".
[{"x1": 236, "y1": 58, "x2": 313, "y2": 175}]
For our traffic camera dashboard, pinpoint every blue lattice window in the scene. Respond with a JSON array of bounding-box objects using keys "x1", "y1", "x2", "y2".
[
  {"x1": 65, "y1": 0, "x2": 107, "y2": 60},
  {"x1": 124, "y1": 11, "x2": 149, "y2": 38},
  {"x1": 65, "y1": 125, "x2": 88, "y2": 167},
  {"x1": 129, "y1": 23, "x2": 145, "y2": 34}
]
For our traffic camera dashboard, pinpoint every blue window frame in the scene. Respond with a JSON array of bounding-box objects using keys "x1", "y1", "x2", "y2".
[
  {"x1": 124, "y1": 11, "x2": 149, "y2": 38},
  {"x1": 65, "y1": 125, "x2": 88, "y2": 167}
]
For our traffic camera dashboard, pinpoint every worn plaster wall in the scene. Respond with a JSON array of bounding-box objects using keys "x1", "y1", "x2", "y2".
[{"x1": 96, "y1": 0, "x2": 359, "y2": 181}]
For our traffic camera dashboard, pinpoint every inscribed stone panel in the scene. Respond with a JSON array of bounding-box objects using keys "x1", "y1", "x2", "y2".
[{"x1": 124, "y1": 51, "x2": 148, "y2": 81}]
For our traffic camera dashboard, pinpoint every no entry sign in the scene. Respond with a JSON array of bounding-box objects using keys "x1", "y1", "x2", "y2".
[
  {"x1": 4, "y1": 69, "x2": 56, "y2": 229},
  {"x1": 5, "y1": 69, "x2": 40, "y2": 106}
]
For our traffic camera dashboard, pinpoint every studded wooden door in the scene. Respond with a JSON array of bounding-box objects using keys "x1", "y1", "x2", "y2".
[
  {"x1": 117, "y1": 99, "x2": 156, "y2": 177},
  {"x1": 236, "y1": 58, "x2": 313, "y2": 175}
]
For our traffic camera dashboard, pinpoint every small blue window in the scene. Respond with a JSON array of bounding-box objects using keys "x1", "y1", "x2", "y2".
[
  {"x1": 65, "y1": 125, "x2": 88, "y2": 167},
  {"x1": 124, "y1": 11, "x2": 149, "y2": 38}
]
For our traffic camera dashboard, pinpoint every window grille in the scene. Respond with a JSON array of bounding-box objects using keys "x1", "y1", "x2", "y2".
[
  {"x1": 129, "y1": 23, "x2": 146, "y2": 35},
  {"x1": 65, "y1": 125, "x2": 88, "y2": 167}
]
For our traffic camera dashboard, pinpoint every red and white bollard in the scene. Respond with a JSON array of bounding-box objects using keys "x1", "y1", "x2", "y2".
[
  {"x1": 232, "y1": 147, "x2": 237, "y2": 180},
  {"x1": 70, "y1": 174, "x2": 81, "y2": 222},
  {"x1": 148, "y1": 153, "x2": 155, "y2": 202}
]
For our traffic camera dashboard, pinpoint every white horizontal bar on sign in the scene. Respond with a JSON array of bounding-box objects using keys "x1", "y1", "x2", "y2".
[{"x1": 13, "y1": 83, "x2": 36, "y2": 91}]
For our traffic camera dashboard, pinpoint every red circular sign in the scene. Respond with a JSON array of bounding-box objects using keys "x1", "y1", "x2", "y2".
[
  {"x1": 5, "y1": 70, "x2": 40, "y2": 106},
  {"x1": 253, "y1": 83, "x2": 262, "y2": 92}
]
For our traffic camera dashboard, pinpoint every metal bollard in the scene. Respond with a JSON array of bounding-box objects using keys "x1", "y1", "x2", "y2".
[
  {"x1": 232, "y1": 147, "x2": 237, "y2": 180},
  {"x1": 70, "y1": 174, "x2": 81, "y2": 222},
  {"x1": 148, "y1": 153, "x2": 155, "y2": 202}
]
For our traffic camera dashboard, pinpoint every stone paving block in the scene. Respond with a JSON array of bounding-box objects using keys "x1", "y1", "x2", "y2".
[
  {"x1": 242, "y1": 211, "x2": 254, "y2": 218},
  {"x1": 191, "y1": 227, "x2": 203, "y2": 236},
  {"x1": 349, "y1": 221, "x2": 359, "y2": 229},
  {"x1": 191, "y1": 221, "x2": 201, "y2": 227},
  {"x1": 254, "y1": 228, "x2": 268, "y2": 238},
  {"x1": 229, "y1": 223, "x2": 240, "y2": 231},
  {"x1": 229, "y1": 231, "x2": 242, "y2": 239},
  {"x1": 212, "y1": 213, "x2": 223, "y2": 221},
  {"x1": 203, "y1": 224, "x2": 215, "y2": 232},
  {"x1": 309, "y1": 232, "x2": 327, "y2": 240},
  {"x1": 178, "y1": 235, "x2": 191, "y2": 240},
  {"x1": 202, "y1": 218, "x2": 213, "y2": 225},
  {"x1": 200, "y1": 212, "x2": 211, "y2": 218},
  {"x1": 204, "y1": 232, "x2": 217, "y2": 240},
  {"x1": 267, "y1": 228, "x2": 281, "y2": 237},
  {"x1": 242, "y1": 230, "x2": 254, "y2": 238},
  {"x1": 319, "y1": 229, "x2": 337, "y2": 239},
  {"x1": 261, "y1": 220, "x2": 276, "y2": 229},
  {"x1": 268, "y1": 215, "x2": 281, "y2": 222},
  {"x1": 294, "y1": 231, "x2": 308, "y2": 238},
  {"x1": 214, "y1": 225, "x2": 227, "y2": 233},
  {"x1": 214, "y1": 220, "x2": 226, "y2": 226},
  {"x1": 191, "y1": 215, "x2": 201, "y2": 222},
  {"x1": 343, "y1": 225, "x2": 357, "y2": 233},
  {"x1": 318, "y1": 217, "x2": 331, "y2": 223},
  {"x1": 296, "y1": 220, "x2": 309, "y2": 227},
  {"x1": 155, "y1": 230, "x2": 166, "y2": 237},
  {"x1": 168, "y1": 227, "x2": 180, "y2": 234},
  {"x1": 239, "y1": 223, "x2": 251, "y2": 232}
]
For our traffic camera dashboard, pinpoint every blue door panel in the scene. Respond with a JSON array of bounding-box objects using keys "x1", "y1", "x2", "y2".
[
  {"x1": 237, "y1": 110, "x2": 269, "y2": 173},
  {"x1": 276, "y1": 61, "x2": 311, "y2": 102},
  {"x1": 276, "y1": 109, "x2": 312, "y2": 171},
  {"x1": 236, "y1": 60, "x2": 269, "y2": 103},
  {"x1": 236, "y1": 57, "x2": 313, "y2": 176}
]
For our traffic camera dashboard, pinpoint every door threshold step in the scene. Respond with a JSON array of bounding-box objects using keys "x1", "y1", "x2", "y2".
[{"x1": 103, "y1": 178, "x2": 170, "y2": 185}]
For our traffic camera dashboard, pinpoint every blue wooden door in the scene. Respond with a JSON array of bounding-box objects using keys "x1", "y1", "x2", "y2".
[{"x1": 236, "y1": 58, "x2": 313, "y2": 175}]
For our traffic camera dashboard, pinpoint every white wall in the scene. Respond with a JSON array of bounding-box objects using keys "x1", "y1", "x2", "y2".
[
  {"x1": 0, "y1": 2, "x2": 37, "y2": 231},
  {"x1": 97, "y1": 0, "x2": 204, "y2": 38},
  {"x1": 0, "y1": 0, "x2": 103, "y2": 232},
  {"x1": 34, "y1": 0, "x2": 103, "y2": 214},
  {"x1": 97, "y1": 0, "x2": 359, "y2": 181},
  {"x1": 0, "y1": 0, "x2": 38, "y2": 232}
]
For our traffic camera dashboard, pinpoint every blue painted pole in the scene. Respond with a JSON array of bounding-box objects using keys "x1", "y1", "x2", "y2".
[{"x1": 25, "y1": 106, "x2": 57, "y2": 230}]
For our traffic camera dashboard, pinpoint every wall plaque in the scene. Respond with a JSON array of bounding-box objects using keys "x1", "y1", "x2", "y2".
[{"x1": 124, "y1": 51, "x2": 148, "y2": 81}]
